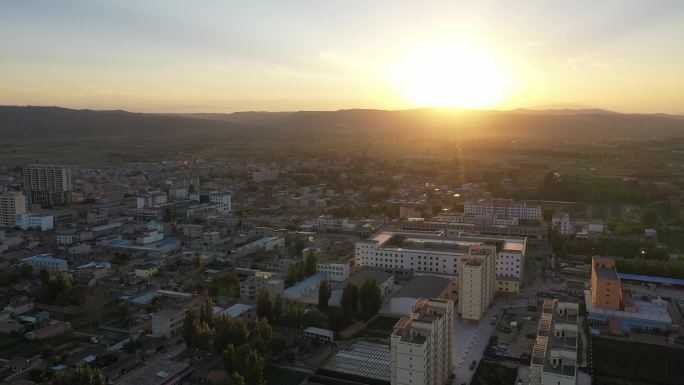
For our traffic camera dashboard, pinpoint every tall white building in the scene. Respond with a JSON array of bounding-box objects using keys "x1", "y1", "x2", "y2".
[
  {"x1": 316, "y1": 262, "x2": 351, "y2": 282},
  {"x1": 0, "y1": 191, "x2": 27, "y2": 227},
  {"x1": 551, "y1": 213, "x2": 573, "y2": 236},
  {"x1": 23, "y1": 164, "x2": 73, "y2": 204},
  {"x1": 529, "y1": 299, "x2": 579, "y2": 385},
  {"x1": 457, "y1": 245, "x2": 496, "y2": 322},
  {"x1": 464, "y1": 199, "x2": 542, "y2": 221},
  {"x1": 355, "y1": 230, "x2": 526, "y2": 291},
  {"x1": 391, "y1": 298, "x2": 454, "y2": 385}
]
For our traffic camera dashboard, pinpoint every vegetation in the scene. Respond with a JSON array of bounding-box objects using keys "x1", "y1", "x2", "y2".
[
  {"x1": 51, "y1": 365, "x2": 107, "y2": 385},
  {"x1": 591, "y1": 337, "x2": 684, "y2": 385},
  {"x1": 318, "y1": 279, "x2": 331, "y2": 308},
  {"x1": 470, "y1": 360, "x2": 517, "y2": 385}
]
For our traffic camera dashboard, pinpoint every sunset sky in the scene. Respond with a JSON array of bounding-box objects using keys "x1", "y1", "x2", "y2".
[{"x1": 1, "y1": 0, "x2": 683, "y2": 113}]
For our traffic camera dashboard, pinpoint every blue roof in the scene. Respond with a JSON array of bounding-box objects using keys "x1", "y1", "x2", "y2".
[
  {"x1": 618, "y1": 273, "x2": 684, "y2": 286},
  {"x1": 284, "y1": 273, "x2": 326, "y2": 300}
]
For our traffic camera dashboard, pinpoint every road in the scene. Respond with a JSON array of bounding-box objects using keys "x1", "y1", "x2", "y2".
[{"x1": 451, "y1": 296, "x2": 535, "y2": 385}]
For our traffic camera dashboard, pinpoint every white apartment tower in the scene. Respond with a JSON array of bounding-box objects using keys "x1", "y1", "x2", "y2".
[
  {"x1": 457, "y1": 245, "x2": 496, "y2": 322},
  {"x1": 0, "y1": 191, "x2": 27, "y2": 227},
  {"x1": 391, "y1": 298, "x2": 454, "y2": 385},
  {"x1": 23, "y1": 164, "x2": 73, "y2": 204}
]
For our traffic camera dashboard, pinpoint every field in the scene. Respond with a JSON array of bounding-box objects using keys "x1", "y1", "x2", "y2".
[
  {"x1": 591, "y1": 337, "x2": 684, "y2": 385},
  {"x1": 263, "y1": 365, "x2": 309, "y2": 385},
  {"x1": 470, "y1": 359, "x2": 518, "y2": 385}
]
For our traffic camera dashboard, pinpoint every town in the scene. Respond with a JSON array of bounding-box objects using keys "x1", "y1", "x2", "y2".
[{"x1": 0, "y1": 156, "x2": 682, "y2": 385}]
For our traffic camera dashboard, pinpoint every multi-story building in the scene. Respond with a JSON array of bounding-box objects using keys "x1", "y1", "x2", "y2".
[
  {"x1": 136, "y1": 192, "x2": 168, "y2": 208},
  {"x1": 22, "y1": 254, "x2": 68, "y2": 275},
  {"x1": 457, "y1": 245, "x2": 496, "y2": 321},
  {"x1": 355, "y1": 230, "x2": 526, "y2": 292},
  {"x1": 316, "y1": 262, "x2": 351, "y2": 282},
  {"x1": 551, "y1": 213, "x2": 573, "y2": 236},
  {"x1": 590, "y1": 256, "x2": 623, "y2": 311},
  {"x1": 22, "y1": 164, "x2": 73, "y2": 205},
  {"x1": 464, "y1": 199, "x2": 542, "y2": 220},
  {"x1": 15, "y1": 213, "x2": 54, "y2": 231},
  {"x1": 529, "y1": 299, "x2": 579, "y2": 385},
  {"x1": 252, "y1": 169, "x2": 279, "y2": 183},
  {"x1": 390, "y1": 298, "x2": 454, "y2": 385},
  {"x1": 401, "y1": 219, "x2": 547, "y2": 241},
  {"x1": 239, "y1": 273, "x2": 284, "y2": 304},
  {"x1": 0, "y1": 191, "x2": 27, "y2": 227}
]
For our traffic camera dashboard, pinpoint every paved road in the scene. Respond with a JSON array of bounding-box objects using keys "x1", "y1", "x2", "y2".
[{"x1": 451, "y1": 297, "x2": 534, "y2": 385}]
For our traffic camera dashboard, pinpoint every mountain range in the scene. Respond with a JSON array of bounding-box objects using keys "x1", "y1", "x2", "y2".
[{"x1": 2, "y1": 105, "x2": 684, "y2": 143}]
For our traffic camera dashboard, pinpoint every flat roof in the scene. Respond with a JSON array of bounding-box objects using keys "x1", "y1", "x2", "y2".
[
  {"x1": 323, "y1": 341, "x2": 390, "y2": 382},
  {"x1": 594, "y1": 267, "x2": 619, "y2": 281},
  {"x1": 392, "y1": 275, "x2": 452, "y2": 300},
  {"x1": 619, "y1": 273, "x2": 684, "y2": 286}
]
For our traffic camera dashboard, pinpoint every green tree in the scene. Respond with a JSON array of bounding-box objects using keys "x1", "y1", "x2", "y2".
[
  {"x1": 341, "y1": 282, "x2": 359, "y2": 317},
  {"x1": 256, "y1": 289, "x2": 272, "y2": 319},
  {"x1": 359, "y1": 278, "x2": 382, "y2": 321},
  {"x1": 273, "y1": 294, "x2": 284, "y2": 322},
  {"x1": 222, "y1": 344, "x2": 236, "y2": 373},
  {"x1": 229, "y1": 372, "x2": 246, "y2": 385},
  {"x1": 640, "y1": 209, "x2": 659, "y2": 228},
  {"x1": 304, "y1": 251, "x2": 318, "y2": 277},
  {"x1": 234, "y1": 344, "x2": 265, "y2": 385},
  {"x1": 214, "y1": 315, "x2": 248, "y2": 352},
  {"x1": 194, "y1": 254, "x2": 203, "y2": 268},
  {"x1": 318, "y1": 279, "x2": 331, "y2": 308},
  {"x1": 252, "y1": 317, "x2": 272, "y2": 345},
  {"x1": 39, "y1": 268, "x2": 50, "y2": 285},
  {"x1": 200, "y1": 298, "x2": 215, "y2": 328},
  {"x1": 19, "y1": 263, "x2": 33, "y2": 279},
  {"x1": 51, "y1": 365, "x2": 106, "y2": 385}
]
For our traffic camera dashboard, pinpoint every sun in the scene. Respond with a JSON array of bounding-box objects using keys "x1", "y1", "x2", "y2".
[{"x1": 392, "y1": 42, "x2": 512, "y2": 109}]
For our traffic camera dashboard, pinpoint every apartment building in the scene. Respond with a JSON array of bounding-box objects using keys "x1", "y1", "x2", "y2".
[
  {"x1": 529, "y1": 299, "x2": 580, "y2": 385},
  {"x1": 464, "y1": 199, "x2": 542, "y2": 220},
  {"x1": 391, "y1": 298, "x2": 454, "y2": 385},
  {"x1": 23, "y1": 164, "x2": 73, "y2": 204},
  {"x1": 0, "y1": 191, "x2": 26, "y2": 227},
  {"x1": 457, "y1": 245, "x2": 496, "y2": 321},
  {"x1": 239, "y1": 274, "x2": 284, "y2": 304}
]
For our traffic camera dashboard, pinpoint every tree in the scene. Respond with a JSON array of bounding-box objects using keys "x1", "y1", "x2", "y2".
[
  {"x1": 51, "y1": 365, "x2": 106, "y2": 385},
  {"x1": 273, "y1": 294, "x2": 284, "y2": 322},
  {"x1": 341, "y1": 282, "x2": 359, "y2": 317},
  {"x1": 640, "y1": 209, "x2": 658, "y2": 228},
  {"x1": 252, "y1": 317, "x2": 272, "y2": 344},
  {"x1": 19, "y1": 263, "x2": 33, "y2": 279},
  {"x1": 83, "y1": 292, "x2": 105, "y2": 331},
  {"x1": 256, "y1": 289, "x2": 272, "y2": 319},
  {"x1": 222, "y1": 344, "x2": 236, "y2": 373},
  {"x1": 194, "y1": 254, "x2": 203, "y2": 268},
  {"x1": 213, "y1": 315, "x2": 248, "y2": 352},
  {"x1": 229, "y1": 372, "x2": 246, "y2": 385},
  {"x1": 182, "y1": 309, "x2": 199, "y2": 347},
  {"x1": 318, "y1": 279, "x2": 331, "y2": 308},
  {"x1": 39, "y1": 268, "x2": 50, "y2": 285},
  {"x1": 200, "y1": 298, "x2": 215, "y2": 328},
  {"x1": 234, "y1": 344, "x2": 265, "y2": 385},
  {"x1": 304, "y1": 251, "x2": 318, "y2": 277},
  {"x1": 359, "y1": 278, "x2": 382, "y2": 321}
]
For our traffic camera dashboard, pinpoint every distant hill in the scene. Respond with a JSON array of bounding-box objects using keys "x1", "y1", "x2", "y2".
[
  {"x1": 2, "y1": 105, "x2": 684, "y2": 144},
  {"x1": 0, "y1": 105, "x2": 259, "y2": 140},
  {"x1": 179, "y1": 108, "x2": 684, "y2": 141}
]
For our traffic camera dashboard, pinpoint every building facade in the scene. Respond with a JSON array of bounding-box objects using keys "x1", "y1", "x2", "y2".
[
  {"x1": 529, "y1": 299, "x2": 579, "y2": 385},
  {"x1": 23, "y1": 164, "x2": 73, "y2": 205},
  {"x1": 464, "y1": 199, "x2": 542, "y2": 220},
  {"x1": 457, "y1": 245, "x2": 496, "y2": 321},
  {"x1": 390, "y1": 298, "x2": 454, "y2": 385},
  {"x1": 0, "y1": 191, "x2": 27, "y2": 227}
]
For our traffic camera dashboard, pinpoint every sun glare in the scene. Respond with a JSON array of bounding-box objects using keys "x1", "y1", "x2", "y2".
[{"x1": 392, "y1": 42, "x2": 512, "y2": 109}]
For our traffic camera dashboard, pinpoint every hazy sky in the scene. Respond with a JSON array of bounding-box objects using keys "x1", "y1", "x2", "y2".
[{"x1": 1, "y1": 0, "x2": 683, "y2": 113}]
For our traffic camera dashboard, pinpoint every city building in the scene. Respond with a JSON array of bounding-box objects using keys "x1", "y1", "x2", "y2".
[
  {"x1": 216, "y1": 303, "x2": 256, "y2": 324},
  {"x1": 239, "y1": 273, "x2": 284, "y2": 304},
  {"x1": 15, "y1": 212, "x2": 54, "y2": 231},
  {"x1": 355, "y1": 230, "x2": 526, "y2": 292},
  {"x1": 0, "y1": 191, "x2": 26, "y2": 227},
  {"x1": 391, "y1": 298, "x2": 454, "y2": 385},
  {"x1": 22, "y1": 164, "x2": 73, "y2": 205},
  {"x1": 529, "y1": 299, "x2": 579, "y2": 385},
  {"x1": 457, "y1": 245, "x2": 496, "y2": 322},
  {"x1": 22, "y1": 254, "x2": 68, "y2": 275},
  {"x1": 464, "y1": 198, "x2": 542, "y2": 220},
  {"x1": 552, "y1": 213, "x2": 573, "y2": 236},
  {"x1": 591, "y1": 256, "x2": 623, "y2": 311},
  {"x1": 316, "y1": 262, "x2": 351, "y2": 282}
]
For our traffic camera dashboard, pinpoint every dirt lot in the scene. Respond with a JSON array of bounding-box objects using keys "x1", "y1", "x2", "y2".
[{"x1": 490, "y1": 305, "x2": 540, "y2": 359}]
